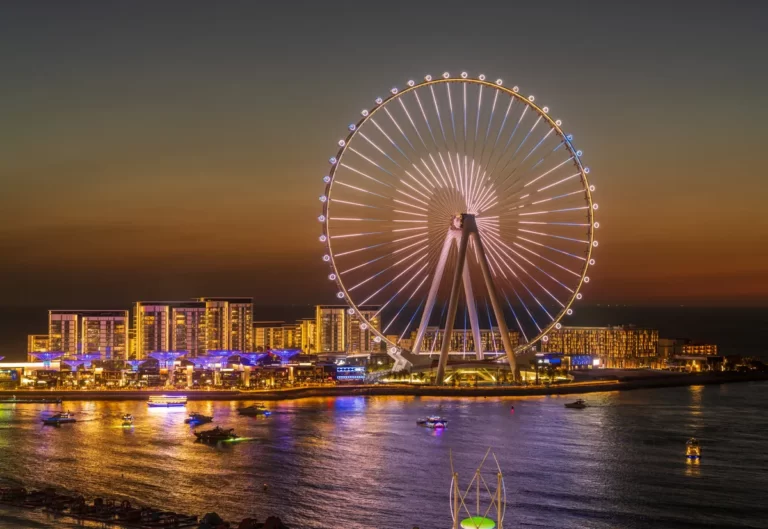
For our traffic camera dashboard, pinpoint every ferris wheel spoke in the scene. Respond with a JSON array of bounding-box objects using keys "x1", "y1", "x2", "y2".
[
  {"x1": 398, "y1": 98, "x2": 429, "y2": 151},
  {"x1": 517, "y1": 228, "x2": 589, "y2": 245},
  {"x1": 492, "y1": 97, "x2": 516, "y2": 153},
  {"x1": 429, "y1": 85, "x2": 449, "y2": 149},
  {"x1": 370, "y1": 118, "x2": 412, "y2": 164},
  {"x1": 494, "y1": 142, "x2": 571, "y2": 200},
  {"x1": 350, "y1": 251, "x2": 428, "y2": 292},
  {"x1": 535, "y1": 172, "x2": 582, "y2": 193},
  {"x1": 519, "y1": 128, "x2": 554, "y2": 165},
  {"x1": 383, "y1": 107, "x2": 418, "y2": 153},
  {"x1": 530, "y1": 189, "x2": 584, "y2": 205},
  {"x1": 340, "y1": 163, "x2": 395, "y2": 188},
  {"x1": 512, "y1": 241, "x2": 582, "y2": 278},
  {"x1": 482, "y1": 232, "x2": 564, "y2": 304},
  {"x1": 331, "y1": 199, "x2": 383, "y2": 209},
  {"x1": 413, "y1": 91, "x2": 440, "y2": 149},
  {"x1": 447, "y1": 84, "x2": 457, "y2": 149},
  {"x1": 516, "y1": 236, "x2": 587, "y2": 261},
  {"x1": 334, "y1": 181, "x2": 392, "y2": 200},
  {"x1": 361, "y1": 259, "x2": 429, "y2": 306},
  {"x1": 488, "y1": 105, "x2": 528, "y2": 177},
  {"x1": 483, "y1": 230, "x2": 574, "y2": 295},
  {"x1": 331, "y1": 231, "x2": 387, "y2": 240},
  {"x1": 357, "y1": 132, "x2": 404, "y2": 170},
  {"x1": 501, "y1": 290, "x2": 530, "y2": 343},
  {"x1": 346, "y1": 147, "x2": 397, "y2": 179},
  {"x1": 479, "y1": 89, "x2": 499, "y2": 164},
  {"x1": 383, "y1": 274, "x2": 428, "y2": 335}
]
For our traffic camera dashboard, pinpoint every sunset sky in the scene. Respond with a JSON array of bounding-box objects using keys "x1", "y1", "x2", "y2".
[{"x1": 1, "y1": 1, "x2": 766, "y2": 309}]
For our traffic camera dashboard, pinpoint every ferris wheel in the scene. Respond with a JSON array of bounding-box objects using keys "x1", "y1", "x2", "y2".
[{"x1": 318, "y1": 72, "x2": 598, "y2": 379}]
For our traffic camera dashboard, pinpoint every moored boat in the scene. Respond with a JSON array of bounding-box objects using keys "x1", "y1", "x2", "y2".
[
  {"x1": 185, "y1": 412, "x2": 213, "y2": 425},
  {"x1": 564, "y1": 399, "x2": 587, "y2": 409},
  {"x1": 194, "y1": 426, "x2": 238, "y2": 442},
  {"x1": 42, "y1": 412, "x2": 76, "y2": 425},
  {"x1": 121, "y1": 414, "x2": 133, "y2": 426},
  {"x1": 147, "y1": 395, "x2": 187, "y2": 408},
  {"x1": 237, "y1": 403, "x2": 271, "y2": 416},
  {"x1": 417, "y1": 415, "x2": 448, "y2": 428},
  {"x1": 686, "y1": 437, "x2": 702, "y2": 459}
]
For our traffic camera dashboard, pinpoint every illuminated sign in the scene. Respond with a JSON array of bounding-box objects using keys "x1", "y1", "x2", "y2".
[{"x1": 336, "y1": 366, "x2": 366, "y2": 380}]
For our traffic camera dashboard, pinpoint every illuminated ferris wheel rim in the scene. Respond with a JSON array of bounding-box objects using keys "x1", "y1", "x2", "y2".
[{"x1": 318, "y1": 72, "x2": 598, "y2": 358}]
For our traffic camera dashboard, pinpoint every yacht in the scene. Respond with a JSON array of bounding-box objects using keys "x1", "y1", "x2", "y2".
[
  {"x1": 147, "y1": 395, "x2": 187, "y2": 408},
  {"x1": 42, "y1": 412, "x2": 76, "y2": 426},
  {"x1": 417, "y1": 416, "x2": 448, "y2": 428},
  {"x1": 237, "y1": 403, "x2": 271, "y2": 416},
  {"x1": 564, "y1": 399, "x2": 587, "y2": 409},
  {"x1": 194, "y1": 426, "x2": 238, "y2": 442},
  {"x1": 185, "y1": 412, "x2": 213, "y2": 425}
]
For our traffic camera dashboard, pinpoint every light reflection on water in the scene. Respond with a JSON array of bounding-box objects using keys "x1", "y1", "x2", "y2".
[{"x1": 0, "y1": 383, "x2": 767, "y2": 528}]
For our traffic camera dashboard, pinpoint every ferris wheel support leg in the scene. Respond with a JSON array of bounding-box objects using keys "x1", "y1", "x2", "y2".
[
  {"x1": 436, "y1": 227, "x2": 471, "y2": 385},
  {"x1": 412, "y1": 231, "x2": 454, "y2": 355},
  {"x1": 462, "y1": 263, "x2": 484, "y2": 360},
  {"x1": 472, "y1": 231, "x2": 518, "y2": 376}
]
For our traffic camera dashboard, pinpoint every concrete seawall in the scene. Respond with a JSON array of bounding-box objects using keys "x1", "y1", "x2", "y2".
[{"x1": 2, "y1": 372, "x2": 766, "y2": 401}]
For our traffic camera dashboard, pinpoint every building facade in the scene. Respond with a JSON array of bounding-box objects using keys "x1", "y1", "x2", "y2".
[
  {"x1": 315, "y1": 306, "x2": 347, "y2": 353},
  {"x1": 171, "y1": 303, "x2": 207, "y2": 357},
  {"x1": 196, "y1": 298, "x2": 253, "y2": 352},
  {"x1": 347, "y1": 309, "x2": 381, "y2": 354},
  {"x1": 411, "y1": 327, "x2": 521, "y2": 356},
  {"x1": 541, "y1": 325, "x2": 660, "y2": 368},
  {"x1": 27, "y1": 334, "x2": 50, "y2": 362},
  {"x1": 49, "y1": 310, "x2": 128, "y2": 360}
]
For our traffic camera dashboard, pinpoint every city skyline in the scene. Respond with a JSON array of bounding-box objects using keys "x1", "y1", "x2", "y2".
[{"x1": 0, "y1": 2, "x2": 767, "y2": 311}]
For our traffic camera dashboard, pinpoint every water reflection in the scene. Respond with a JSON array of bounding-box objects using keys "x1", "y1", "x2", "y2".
[{"x1": 0, "y1": 384, "x2": 767, "y2": 528}]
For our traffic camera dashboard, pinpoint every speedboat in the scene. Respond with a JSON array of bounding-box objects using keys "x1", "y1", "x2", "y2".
[
  {"x1": 237, "y1": 403, "x2": 271, "y2": 416},
  {"x1": 686, "y1": 438, "x2": 702, "y2": 459},
  {"x1": 194, "y1": 426, "x2": 238, "y2": 442},
  {"x1": 185, "y1": 412, "x2": 213, "y2": 425},
  {"x1": 417, "y1": 415, "x2": 448, "y2": 428},
  {"x1": 42, "y1": 412, "x2": 76, "y2": 425},
  {"x1": 121, "y1": 414, "x2": 133, "y2": 426},
  {"x1": 564, "y1": 399, "x2": 587, "y2": 409},
  {"x1": 147, "y1": 395, "x2": 187, "y2": 407}
]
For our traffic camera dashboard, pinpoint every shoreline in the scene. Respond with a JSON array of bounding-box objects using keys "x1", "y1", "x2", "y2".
[{"x1": 1, "y1": 372, "x2": 766, "y2": 401}]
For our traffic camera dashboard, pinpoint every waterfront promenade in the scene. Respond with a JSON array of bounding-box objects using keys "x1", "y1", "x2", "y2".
[{"x1": 3, "y1": 371, "x2": 766, "y2": 401}]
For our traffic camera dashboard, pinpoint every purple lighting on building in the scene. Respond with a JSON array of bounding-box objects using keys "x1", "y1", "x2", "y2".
[
  {"x1": 149, "y1": 352, "x2": 184, "y2": 368},
  {"x1": 272, "y1": 349, "x2": 301, "y2": 364}
]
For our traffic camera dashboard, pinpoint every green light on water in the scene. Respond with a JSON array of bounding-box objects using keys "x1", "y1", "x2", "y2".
[{"x1": 460, "y1": 516, "x2": 496, "y2": 529}]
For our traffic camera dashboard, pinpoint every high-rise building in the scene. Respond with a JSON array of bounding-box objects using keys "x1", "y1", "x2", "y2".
[
  {"x1": 282, "y1": 322, "x2": 301, "y2": 349},
  {"x1": 316, "y1": 306, "x2": 347, "y2": 353},
  {"x1": 48, "y1": 310, "x2": 128, "y2": 360},
  {"x1": 135, "y1": 298, "x2": 254, "y2": 357},
  {"x1": 134, "y1": 303, "x2": 171, "y2": 358},
  {"x1": 299, "y1": 318, "x2": 316, "y2": 354},
  {"x1": 27, "y1": 334, "x2": 50, "y2": 362},
  {"x1": 171, "y1": 303, "x2": 207, "y2": 357},
  {"x1": 80, "y1": 311, "x2": 129, "y2": 360},
  {"x1": 196, "y1": 298, "x2": 253, "y2": 352},
  {"x1": 253, "y1": 321, "x2": 284, "y2": 351},
  {"x1": 347, "y1": 309, "x2": 382, "y2": 354},
  {"x1": 315, "y1": 305, "x2": 382, "y2": 354},
  {"x1": 49, "y1": 311, "x2": 79, "y2": 357},
  {"x1": 541, "y1": 325, "x2": 659, "y2": 368}
]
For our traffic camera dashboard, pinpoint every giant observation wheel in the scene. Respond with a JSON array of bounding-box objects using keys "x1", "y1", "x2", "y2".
[{"x1": 318, "y1": 72, "x2": 598, "y2": 379}]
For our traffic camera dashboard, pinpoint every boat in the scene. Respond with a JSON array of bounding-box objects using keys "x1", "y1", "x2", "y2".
[
  {"x1": 42, "y1": 412, "x2": 76, "y2": 425},
  {"x1": 194, "y1": 426, "x2": 238, "y2": 442},
  {"x1": 417, "y1": 415, "x2": 448, "y2": 428},
  {"x1": 686, "y1": 438, "x2": 702, "y2": 459},
  {"x1": 147, "y1": 395, "x2": 187, "y2": 408},
  {"x1": 237, "y1": 403, "x2": 271, "y2": 416},
  {"x1": 121, "y1": 414, "x2": 133, "y2": 426},
  {"x1": 185, "y1": 412, "x2": 213, "y2": 425},
  {"x1": 0, "y1": 396, "x2": 62, "y2": 404},
  {"x1": 564, "y1": 399, "x2": 587, "y2": 409}
]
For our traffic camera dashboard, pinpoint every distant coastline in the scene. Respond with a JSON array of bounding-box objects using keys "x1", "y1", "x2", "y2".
[{"x1": 2, "y1": 372, "x2": 766, "y2": 401}]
